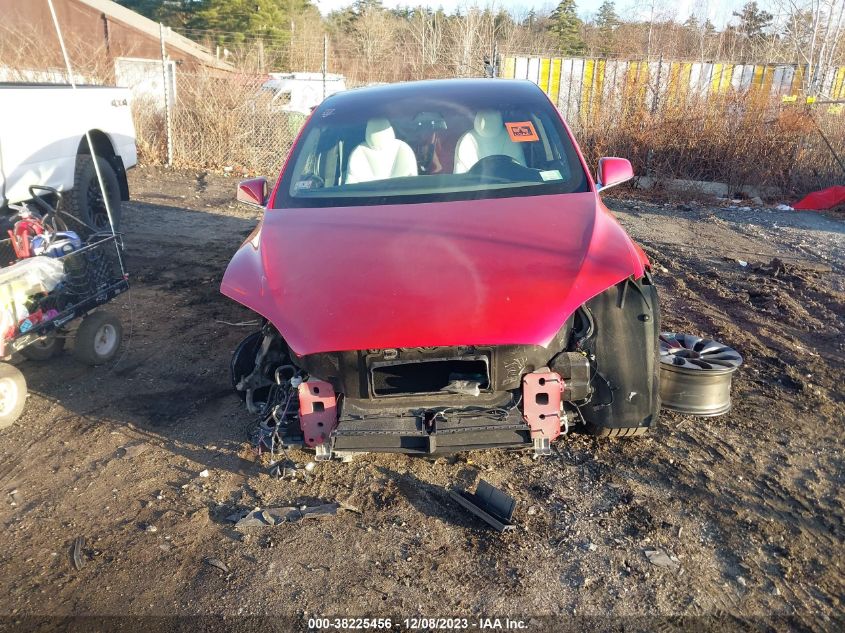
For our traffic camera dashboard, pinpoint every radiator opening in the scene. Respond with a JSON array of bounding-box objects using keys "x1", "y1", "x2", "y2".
[{"x1": 370, "y1": 357, "x2": 490, "y2": 397}]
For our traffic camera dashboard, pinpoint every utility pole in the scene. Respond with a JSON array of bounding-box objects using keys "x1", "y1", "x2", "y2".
[
  {"x1": 258, "y1": 39, "x2": 265, "y2": 73},
  {"x1": 159, "y1": 22, "x2": 173, "y2": 166}
]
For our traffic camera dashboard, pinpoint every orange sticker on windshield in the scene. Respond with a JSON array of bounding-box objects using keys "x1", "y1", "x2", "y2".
[{"x1": 505, "y1": 121, "x2": 539, "y2": 142}]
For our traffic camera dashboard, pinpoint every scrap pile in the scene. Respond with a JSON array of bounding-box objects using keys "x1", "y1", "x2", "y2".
[
  {"x1": 0, "y1": 199, "x2": 84, "y2": 354},
  {"x1": 0, "y1": 190, "x2": 128, "y2": 428}
]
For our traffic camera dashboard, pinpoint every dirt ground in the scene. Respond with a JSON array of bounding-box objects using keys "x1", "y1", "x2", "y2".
[{"x1": 0, "y1": 167, "x2": 842, "y2": 632}]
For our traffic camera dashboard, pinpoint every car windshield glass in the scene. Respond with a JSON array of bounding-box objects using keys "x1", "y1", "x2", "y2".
[{"x1": 275, "y1": 81, "x2": 589, "y2": 208}]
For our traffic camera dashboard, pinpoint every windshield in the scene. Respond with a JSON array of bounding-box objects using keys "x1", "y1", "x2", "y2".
[{"x1": 274, "y1": 81, "x2": 589, "y2": 208}]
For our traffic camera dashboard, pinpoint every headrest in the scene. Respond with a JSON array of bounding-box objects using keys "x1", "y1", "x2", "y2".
[
  {"x1": 473, "y1": 110, "x2": 503, "y2": 138},
  {"x1": 365, "y1": 118, "x2": 395, "y2": 149}
]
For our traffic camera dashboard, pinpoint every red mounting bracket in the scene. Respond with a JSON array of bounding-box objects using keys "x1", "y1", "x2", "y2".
[
  {"x1": 298, "y1": 381, "x2": 338, "y2": 448},
  {"x1": 522, "y1": 370, "x2": 565, "y2": 442}
]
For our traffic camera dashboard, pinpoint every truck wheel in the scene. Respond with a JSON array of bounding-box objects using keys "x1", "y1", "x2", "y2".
[
  {"x1": 20, "y1": 334, "x2": 66, "y2": 361},
  {"x1": 73, "y1": 311, "x2": 123, "y2": 366},
  {"x1": 68, "y1": 155, "x2": 122, "y2": 234},
  {"x1": 0, "y1": 363, "x2": 27, "y2": 429}
]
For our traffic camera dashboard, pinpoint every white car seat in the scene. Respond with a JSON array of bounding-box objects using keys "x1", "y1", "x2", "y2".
[
  {"x1": 346, "y1": 118, "x2": 418, "y2": 184},
  {"x1": 453, "y1": 110, "x2": 526, "y2": 174}
]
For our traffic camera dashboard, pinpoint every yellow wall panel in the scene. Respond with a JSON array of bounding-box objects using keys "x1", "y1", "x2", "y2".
[
  {"x1": 581, "y1": 59, "x2": 595, "y2": 120},
  {"x1": 549, "y1": 58, "x2": 562, "y2": 104},
  {"x1": 761, "y1": 65, "x2": 774, "y2": 95},
  {"x1": 665, "y1": 62, "x2": 680, "y2": 103},
  {"x1": 710, "y1": 63, "x2": 723, "y2": 92},
  {"x1": 721, "y1": 64, "x2": 734, "y2": 92},
  {"x1": 639, "y1": 62, "x2": 649, "y2": 104},
  {"x1": 503, "y1": 56, "x2": 515, "y2": 79},
  {"x1": 593, "y1": 59, "x2": 606, "y2": 119},
  {"x1": 833, "y1": 66, "x2": 845, "y2": 98},
  {"x1": 539, "y1": 58, "x2": 551, "y2": 93},
  {"x1": 680, "y1": 62, "x2": 692, "y2": 100},
  {"x1": 751, "y1": 65, "x2": 764, "y2": 93}
]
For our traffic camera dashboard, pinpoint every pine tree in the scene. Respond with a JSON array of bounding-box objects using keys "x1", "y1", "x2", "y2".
[
  {"x1": 683, "y1": 15, "x2": 699, "y2": 31},
  {"x1": 733, "y1": 2, "x2": 773, "y2": 40},
  {"x1": 732, "y1": 1, "x2": 772, "y2": 60},
  {"x1": 114, "y1": 1, "x2": 198, "y2": 28},
  {"x1": 595, "y1": 1, "x2": 619, "y2": 32},
  {"x1": 549, "y1": 0, "x2": 585, "y2": 55},
  {"x1": 116, "y1": 1, "x2": 314, "y2": 43},
  {"x1": 594, "y1": 1, "x2": 618, "y2": 57}
]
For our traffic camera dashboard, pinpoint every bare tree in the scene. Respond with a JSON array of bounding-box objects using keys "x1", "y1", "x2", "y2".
[
  {"x1": 779, "y1": 0, "x2": 845, "y2": 95},
  {"x1": 404, "y1": 8, "x2": 444, "y2": 75},
  {"x1": 351, "y1": 5, "x2": 398, "y2": 70},
  {"x1": 445, "y1": 6, "x2": 489, "y2": 77}
]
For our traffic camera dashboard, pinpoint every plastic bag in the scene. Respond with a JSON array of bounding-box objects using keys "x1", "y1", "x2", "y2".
[
  {"x1": 0, "y1": 257, "x2": 66, "y2": 349},
  {"x1": 0, "y1": 256, "x2": 65, "y2": 294}
]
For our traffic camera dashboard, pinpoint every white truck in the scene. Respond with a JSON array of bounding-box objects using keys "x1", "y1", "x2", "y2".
[{"x1": 0, "y1": 83, "x2": 137, "y2": 230}]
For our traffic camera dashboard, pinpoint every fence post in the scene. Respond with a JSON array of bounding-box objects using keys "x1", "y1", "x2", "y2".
[
  {"x1": 323, "y1": 33, "x2": 328, "y2": 100},
  {"x1": 652, "y1": 55, "x2": 662, "y2": 115},
  {"x1": 644, "y1": 55, "x2": 663, "y2": 180},
  {"x1": 159, "y1": 23, "x2": 174, "y2": 166}
]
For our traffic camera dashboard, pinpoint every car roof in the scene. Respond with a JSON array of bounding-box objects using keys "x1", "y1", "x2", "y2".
[{"x1": 320, "y1": 78, "x2": 547, "y2": 110}]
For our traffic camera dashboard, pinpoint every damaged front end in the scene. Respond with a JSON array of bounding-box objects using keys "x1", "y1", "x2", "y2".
[{"x1": 232, "y1": 310, "x2": 602, "y2": 459}]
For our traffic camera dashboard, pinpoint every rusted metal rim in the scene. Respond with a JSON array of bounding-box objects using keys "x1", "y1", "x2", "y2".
[{"x1": 659, "y1": 333, "x2": 743, "y2": 417}]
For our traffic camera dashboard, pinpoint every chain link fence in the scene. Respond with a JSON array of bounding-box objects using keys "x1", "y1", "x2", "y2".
[
  {"x1": 133, "y1": 71, "x2": 306, "y2": 175},
  {"x1": 132, "y1": 65, "x2": 844, "y2": 197}
]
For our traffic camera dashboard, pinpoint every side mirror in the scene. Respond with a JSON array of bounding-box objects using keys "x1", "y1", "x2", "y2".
[
  {"x1": 596, "y1": 157, "x2": 634, "y2": 192},
  {"x1": 236, "y1": 177, "x2": 268, "y2": 207}
]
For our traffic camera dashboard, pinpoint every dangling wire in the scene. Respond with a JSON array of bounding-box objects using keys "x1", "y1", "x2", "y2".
[
  {"x1": 46, "y1": 0, "x2": 124, "y2": 271},
  {"x1": 46, "y1": 0, "x2": 134, "y2": 369}
]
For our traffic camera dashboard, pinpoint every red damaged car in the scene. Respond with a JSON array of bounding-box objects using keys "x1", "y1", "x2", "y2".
[{"x1": 222, "y1": 79, "x2": 660, "y2": 459}]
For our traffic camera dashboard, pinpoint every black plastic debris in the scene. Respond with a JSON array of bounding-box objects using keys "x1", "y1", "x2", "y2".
[{"x1": 449, "y1": 479, "x2": 516, "y2": 532}]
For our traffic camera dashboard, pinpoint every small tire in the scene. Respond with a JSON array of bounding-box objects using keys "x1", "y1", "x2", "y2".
[
  {"x1": 67, "y1": 155, "x2": 122, "y2": 235},
  {"x1": 73, "y1": 311, "x2": 123, "y2": 366},
  {"x1": 20, "y1": 335, "x2": 66, "y2": 361},
  {"x1": 0, "y1": 363, "x2": 27, "y2": 429}
]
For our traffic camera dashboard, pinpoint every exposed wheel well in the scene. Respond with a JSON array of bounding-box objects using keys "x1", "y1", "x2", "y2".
[
  {"x1": 77, "y1": 130, "x2": 115, "y2": 159},
  {"x1": 76, "y1": 130, "x2": 129, "y2": 201}
]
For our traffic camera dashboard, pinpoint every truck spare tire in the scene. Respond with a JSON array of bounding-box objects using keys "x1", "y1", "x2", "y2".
[{"x1": 67, "y1": 155, "x2": 122, "y2": 235}]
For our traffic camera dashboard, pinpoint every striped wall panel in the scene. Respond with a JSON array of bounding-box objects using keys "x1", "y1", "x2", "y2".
[{"x1": 503, "y1": 55, "x2": 845, "y2": 121}]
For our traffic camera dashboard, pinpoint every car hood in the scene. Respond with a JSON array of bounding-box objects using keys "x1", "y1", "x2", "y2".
[{"x1": 221, "y1": 193, "x2": 647, "y2": 355}]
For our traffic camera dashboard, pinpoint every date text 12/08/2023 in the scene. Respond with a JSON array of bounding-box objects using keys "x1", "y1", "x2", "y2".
[{"x1": 307, "y1": 617, "x2": 529, "y2": 630}]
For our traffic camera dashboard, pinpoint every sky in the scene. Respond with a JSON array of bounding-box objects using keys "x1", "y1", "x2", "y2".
[{"x1": 310, "y1": 0, "x2": 771, "y2": 28}]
